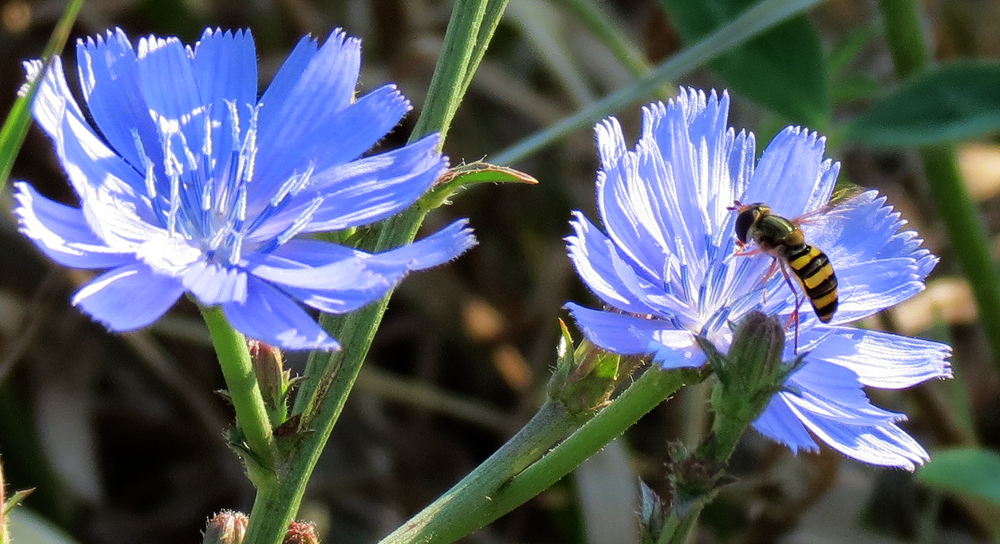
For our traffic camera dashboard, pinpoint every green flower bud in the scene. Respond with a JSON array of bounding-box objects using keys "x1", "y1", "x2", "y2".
[{"x1": 548, "y1": 320, "x2": 621, "y2": 414}]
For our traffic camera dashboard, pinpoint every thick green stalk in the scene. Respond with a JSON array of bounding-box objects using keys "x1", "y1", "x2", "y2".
[
  {"x1": 410, "y1": 0, "x2": 489, "y2": 145},
  {"x1": 242, "y1": 2, "x2": 508, "y2": 541},
  {"x1": 459, "y1": 0, "x2": 511, "y2": 98},
  {"x1": 200, "y1": 308, "x2": 274, "y2": 478},
  {"x1": 379, "y1": 400, "x2": 586, "y2": 544},
  {"x1": 383, "y1": 367, "x2": 694, "y2": 544},
  {"x1": 878, "y1": 0, "x2": 1000, "y2": 370},
  {"x1": 490, "y1": 0, "x2": 825, "y2": 165}
]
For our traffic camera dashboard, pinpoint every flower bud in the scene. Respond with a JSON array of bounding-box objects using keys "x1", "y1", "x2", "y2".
[
  {"x1": 638, "y1": 481, "x2": 669, "y2": 544},
  {"x1": 548, "y1": 320, "x2": 621, "y2": 414},
  {"x1": 202, "y1": 510, "x2": 248, "y2": 544},
  {"x1": 283, "y1": 520, "x2": 319, "y2": 544},
  {"x1": 697, "y1": 311, "x2": 800, "y2": 462},
  {"x1": 248, "y1": 339, "x2": 293, "y2": 424}
]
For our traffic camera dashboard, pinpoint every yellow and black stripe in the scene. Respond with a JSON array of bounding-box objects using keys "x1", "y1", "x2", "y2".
[{"x1": 782, "y1": 244, "x2": 838, "y2": 322}]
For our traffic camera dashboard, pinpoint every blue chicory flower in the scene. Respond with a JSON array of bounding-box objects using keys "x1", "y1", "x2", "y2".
[
  {"x1": 14, "y1": 28, "x2": 476, "y2": 351},
  {"x1": 566, "y1": 88, "x2": 951, "y2": 469}
]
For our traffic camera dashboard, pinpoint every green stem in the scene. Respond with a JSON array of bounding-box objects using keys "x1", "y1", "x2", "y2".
[
  {"x1": 383, "y1": 367, "x2": 694, "y2": 544},
  {"x1": 459, "y1": 0, "x2": 511, "y2": 97},
  {"x1": 380, "y1": 400, "x2": 586, "y2": 544},
  {"x1": 242, "y1": 2, "x2": 509, "y2": 541},
  {"x1": 878, "y1": 0, "x2": 1000, "y2": 370},
  {"x1": 410, "y1": 0, "x2": 489, "y2": 145},
  {"x1": 200, "y1": 307, "x2": 274, "y2": 478},
  {"x1": 242, "y1": 222, "x2": 420, "y2": 544},
  {"x1": 490, "y1": 0, "x2": 825, "y2": 165}
]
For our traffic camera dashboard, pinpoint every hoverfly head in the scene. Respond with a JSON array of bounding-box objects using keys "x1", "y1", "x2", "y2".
[{"x1": 733, "y1": 203, "x2": 767, "y2": 244}]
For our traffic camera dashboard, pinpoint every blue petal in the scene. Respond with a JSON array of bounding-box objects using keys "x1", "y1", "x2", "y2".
[
  {"x1": 135, "y1": 34, "x2": 204, "y2": 152},
  {"x1": 55, "y1": 111, "x2": 151, "y2": 216},
  {"x1": 282, "y1": 284, "x2": 390, "y2": 314},
  {"x1": 252, "y1": 134, "x2": 445, "y2": 234},
  {"x1": 251, "y1": 219, "x2": 476, "y2": 291},
  {"x1": 565, "y1": 303, "x2": 697, "y2": 363},
  {"x1": 649, "y1": 337, "x2": 705, "y2": 370},
  {"x1": 834, "y1": 258, "x2": 926, "y2": 321},
  {"x1": 742, "y1": 127, "x2": 836, "y2": 218},
  {"x1": 803, "y1": 191, "x2": 932, "y2": 271},
  {"x1": 258, "y1": 29, "x2": 358, "y2": 140},
  {"x1": 253, "y1": 84, "x2": 411, "y2": 202},
  {"x1": 181, "y1": 261, "x2": 249, "y2": 306},
  {"x1": 596, "y1": 151, "x2": 678, "y2": 281},
  {"x1": 33, "y1": 58, "x2": 149, "y2": 205},
  {"x1": 566, "y1": 211, "x2": 662, "y2": 316},
  {"x1": 363, "y1": 218, "x2": 477, "y2": 272},
  {"x1": 221, "y1": 278, "x2": 340, "y2": 351},
  {"x1": 644, "y1": 89, "x2": 741, "y2": 245},
  {"x1": 250, "y1": 238, "x2": 359, "y2": 266},
  {"x1": 783, "y1": 392, "x2": 929, "y2": 470},
  {"x1": 803, "y1": 327, "x2": 951, "y2": 389},
  {"x1": 753, "y1": 396, "x2": 819, "y2": 453},
  {"x1": 784, "y1": 358, "x2": 875, "y2": 410},
  {"x1": 260, "y1": 220, "x2": 473, "y2": 317},
  {"x1": 14, "y1": 182, "x2": 133, "y2": 269},
  {"x1": 594, "y1": 116, "x2": 627, "y2": 170},
  {"x1": 72, "y1": 262, "x2": 185, "y2": 331},
  {"x1": 76, "y1": 29, "x2": 162, "y2": 173},
  {"x1": 191, "y1": 28, "x2": 258, "y2": 154},
  {"x1": 29, "y1": 57, "x2": 88, "y2": 149},
  {"x1": 250, "y1": 254, "x2": 371, "y2": 291}
]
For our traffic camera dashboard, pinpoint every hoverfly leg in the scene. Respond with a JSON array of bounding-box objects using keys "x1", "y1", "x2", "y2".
[
  {"x1": 777, "y1": 263, "x2": 803, "y2": 353},
  {"x1": 733, "y1": 242, "x2": 764, "y2": 258}
]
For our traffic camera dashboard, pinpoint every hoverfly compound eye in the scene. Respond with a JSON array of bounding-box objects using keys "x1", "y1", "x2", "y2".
[{"x1": 734, "y1": 206, "x2": 755, "y2": 243}]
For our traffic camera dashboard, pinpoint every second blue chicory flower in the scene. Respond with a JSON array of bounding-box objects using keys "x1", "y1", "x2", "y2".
[
  {"x1": 566, "y1": 88, "x2": 951, "y2": 469},
  {"x1": 15, "y1": 28, "x2": 476, "y2": 351}
]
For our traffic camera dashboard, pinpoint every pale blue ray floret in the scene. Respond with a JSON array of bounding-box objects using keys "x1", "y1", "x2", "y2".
[
  {"x1": 14, "y1": 28, "x2": 476, "y2": 351},
  {"x1": 566, "y1": 88, "x2": 951, "y2": 470}
]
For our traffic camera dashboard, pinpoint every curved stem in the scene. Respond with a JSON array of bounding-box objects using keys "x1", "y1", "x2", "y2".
[
  {"x1": 382, "y1": 367, "x2": 695, "y2": 544},
  {"x1": 379, "y1": 400, "x2": 584, "y2": 544},
  {"x1": 200, "y1": 307, "x2": 274, "y2": 477}
]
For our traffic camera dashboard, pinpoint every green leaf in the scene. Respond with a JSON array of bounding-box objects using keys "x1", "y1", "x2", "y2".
[
  {"x1": 0, "y1": 0, "x2": 83, "y2": 191},
  {"x1": 845, "y1": 61, "x2": 1000, "y2": 146},
  {"x1": 826, "y1": 23, "x2": 880, "y2": 78},
  {"x1": 917, "y1": 448, "x2": 1000, "y2": 507},
  {"x1": 661, "y1": 0, "x2": 829, "y2": 127},
  {"x1": 419, "y1": 161, "x2": 538, "y2": 211}
]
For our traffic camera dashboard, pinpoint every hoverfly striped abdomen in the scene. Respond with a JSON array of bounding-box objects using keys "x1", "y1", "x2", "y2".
[{"x1": 779, "y1": 243, "x2": 837, "y2": 322}]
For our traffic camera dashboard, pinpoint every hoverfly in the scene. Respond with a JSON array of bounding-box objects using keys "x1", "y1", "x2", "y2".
[{"x1": 730, "y1": 198, "x2": 842, "y2": 351}]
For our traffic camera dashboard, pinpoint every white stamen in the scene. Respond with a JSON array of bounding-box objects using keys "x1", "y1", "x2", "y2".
[
  {"x1": 131, "y1": 129, "x2": 157, "y2": 198},
  {"x1": 227, "y1": 233, "x2": 244, "y2": 266},
  {"x1": 276, "y1": 197, "x2": 323, "y2": 246},
  {"x1": 237, "y1": 104, "x2": 262, "y2": 185},
  {"x1": 270, "y1": 162, "x2": 316, "y2": 207}
]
